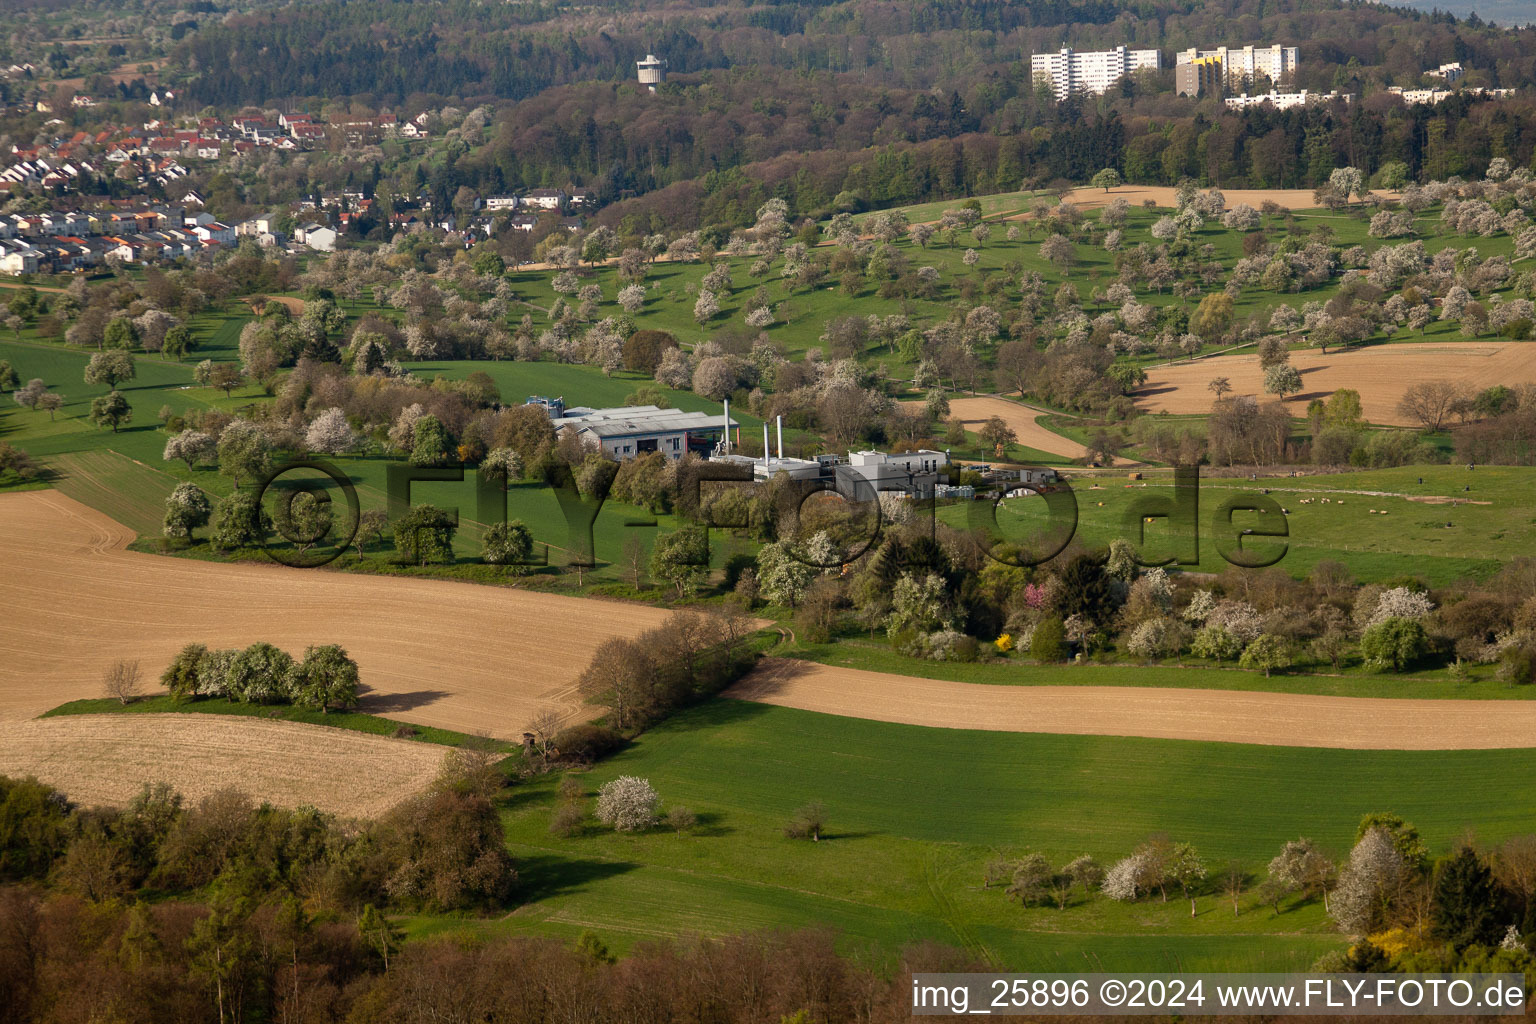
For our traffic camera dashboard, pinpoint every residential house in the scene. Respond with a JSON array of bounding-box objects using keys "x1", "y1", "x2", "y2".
[
  {"x1": 523, "y1": 188, "x2": 566, "y2": 210},
  {"x1": 0, "y1": 239, "x2": 42, "y2": 275},
  {"x1": 295, "y1": 223, "x2": 337, "y2": 251}
]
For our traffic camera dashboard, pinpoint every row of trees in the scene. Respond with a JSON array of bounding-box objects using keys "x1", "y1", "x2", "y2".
[
  {"x1": 985, "y1": 814, "x2": 1536, "y2": 973},
  {"x1": 160, "y1": 641, "x2": 360, "y2": 712}
]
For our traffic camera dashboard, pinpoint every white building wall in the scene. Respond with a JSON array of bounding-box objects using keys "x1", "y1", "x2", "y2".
[
  {"x1": 1031, "y1": 46, "x2": 1160, "y2": 100},
  {"x1": 1176, "y1": 45, "x2": 1298, "y2": 86}
]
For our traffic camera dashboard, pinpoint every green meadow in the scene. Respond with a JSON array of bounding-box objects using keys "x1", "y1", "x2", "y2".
[
  {"x1": 940, "y1": 463, "x2": 1536, "y2": 586},
  {"x1": 398, "y1": 700, "x2": 1536, "y2": 969}
]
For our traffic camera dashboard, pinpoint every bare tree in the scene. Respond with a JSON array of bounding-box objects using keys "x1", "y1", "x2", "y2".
[
  {"x1": 102, "y1": 659, "x2": 142, "y2": 705},
  {"x1": 1223, "y1": 861, "x2": 1247, "y2": 916},
  {"x1": 621, "y1": 533, "x2": 646, "y2": 590},
  {"x1": 1397, "y1": 380, "x2": 1462, "y2": 433},
  {"x1": 785, "y1": 801, "x2": 827, "y2": 841},
  {"x1": 1494, "y1": 835, "x2": 1536, "y2": 919},
  {"x1": 526, "y1": 708, "x2": 566, "y2": 764}
]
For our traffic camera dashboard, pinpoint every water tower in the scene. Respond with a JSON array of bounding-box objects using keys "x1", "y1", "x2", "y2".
[{"x1": 637, "y1": 53, "x2": 666, "y2": 92}]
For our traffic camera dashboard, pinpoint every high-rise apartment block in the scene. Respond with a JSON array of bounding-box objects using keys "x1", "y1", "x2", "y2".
[
  {"x1": 1175, "y1": 45, "x2": 1298, "y2": 88},
  {"x1": 1175, "y1": 54, "x2": 1224, "y2": 97},
  {"x1": 1030, "y1": 46, "x2": 1161, "y2": 100}
]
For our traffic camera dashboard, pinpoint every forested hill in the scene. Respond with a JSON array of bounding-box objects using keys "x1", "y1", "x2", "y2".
[{"x1": 171, "y1": 0, "x2": 1534, "y2": 108}]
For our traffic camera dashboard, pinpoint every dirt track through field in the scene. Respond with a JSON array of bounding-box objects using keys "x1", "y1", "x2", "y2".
[
  {"x1": 0, "y1": 489, "x2": 679, "y2": 738},
  {"x1": 728, "y1": 658, "x2": 1536, "y2": 750},
  {"x1": 0, "y1": 715, "x2": 445, "y2": 816},
  {"x1": 946, "y1": 396, "x2": 1133, "y2": 465},
  {"x1": 1136, "y1": 343, "x2": 1536, "y2": 425}
]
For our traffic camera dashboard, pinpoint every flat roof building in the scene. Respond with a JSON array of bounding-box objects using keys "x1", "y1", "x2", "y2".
[
  {"x1": 1030, "y1": 46, "x2": 1161, "y2": 100},
  {"x1": 1176, "y1": 45, "x2": 1298, "y2": 88},
  {"x1": 1176, "y1": 54, "x2": 1223, "y2": 97},
  {"x1": 1224, "y1": 88, "x2": 1351, "y2": 111},
  {"x1": 532, "y1": 399, "x2": 737, "y2": 460}
]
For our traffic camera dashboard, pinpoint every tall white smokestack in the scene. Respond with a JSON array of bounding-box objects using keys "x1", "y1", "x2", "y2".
[
  {"x1": 763, "y1": 422, "x2": 770, "y2": 464},
  {"x1": 722, "y1": 399, "x2": 730, "y2": 455},
  {"x1": 776, "y1": 416, "x2": 783, "y2": 459}
]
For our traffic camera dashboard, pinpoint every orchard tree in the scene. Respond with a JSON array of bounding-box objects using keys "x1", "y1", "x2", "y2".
[
  {"x1": 392, "y1": 503, "x2": 457, "y2": 566},
  {"x1": 1263, "y1": 364, "x2": 1303, "y2": 402},
  {"x1": 164, "y1": 429, "x2": 217, "y2": 470},
  {"x1": 649, "y1": 526, "x2": 709, "y2": 597},
  {"x1": 89, "y1": 391, "x2": 132, "y2": 433},
  {"x1": 290, "y1": 644, "x2": 360, "y2": 713},
  {"x1": 617, "y1": 284, "x2": 646, "y2": 313},
  {"x1": 161, "y1": 643, "x2": 210, "y2": 700},
  {"x1": 217, "y1": 420, "x2": 272, "y2": 489},
  {"x1": 162, "y1": 482, "x2": 213, "y2": 539},
  {"x1": 353, "y1": 509, "x2": 387, "y2": 559},
  {"x1": 210, "y1": 490, "x2": 270, "y2": 551},
  {"x1": 1269, "y1": 838, "x2": 1337, "y2": 912},
  {"x1": 160, "y1": 327, "x2": 193, "y2": 363},
  {"x1": 305, "y1": 408, "x2": 357, "y2": 455},
  {"x1": 1208, "y1": 377, "x2": 1232, "y2": 400},
  {"x1": 1360, "y1": 617, "x2": 1428, "y2": 671},
  {"x1": 13, "y1": 378, "x2": 45, "y2": 410},
  {"x1": 1258, "y1": 335, "x2": 1290, "y2": 369},
  {"x1": 1040, "y1": 234, "x2": 1076, "y2": 271},
  {"x1": 1239, "y1": 634, "x2": 1292, "y2": 677},
  {"x1": 272, "y1": 491, "x2": 333, "y2": 556},
  {"x1": 408, "y1": 414, "x2": 453, "y2": 467},
  {"x1": 1329, "y1": 166, "x2": 1366, "y2": 203},
  {"x1": 1270, "y1": 305, "x2": 1301, "y2": 335},
  {"x1": 208, "y1": 363, "x2": 244, "y2": 397},
  {"x1": 479, "y1": 447, "x2": 523, "y2": 483},
  {"x1": 1190, "y1": 292, "x2": 1234, "y2": 342},
  {"x1": 37, "y1": 392, "x2": 63, "y2": 419},
  {"x1": 1331, "y1": 828, "x2": 1408, "y2": 933},
  {"x1": 596, "y1": 776, "x2": 661, "y2": 832},
  {"x1": 1169, "y1": 843, "x2": 1207, "y2": 916},
  {"x1": 693, "y1": 290, "x2": 721, "y2": 325},
  {"x1": 471, "y1": 250, "x2": 505, "y2": 277},
  {"x1": 979, "y1": 415, "x2": 1018, "y2": 453},
  {"x1": 757, "y1": 540, "x2": 815, "y2": 608},
  {"x1": 483, "y1": 519, "x2": 535, "y2": 572},
  {"x1": 84, "y1": 350, "x2": 136, "y2": 389},
  {"x1": 225, "y1": 642, "x2": 295, "y2": 704},
  {"x1": 1091, "y1": 168, "x2": 1122, "y2": 192},
  {"x1": 102, "y1": 316, "x2": 140, "y2": 351}
]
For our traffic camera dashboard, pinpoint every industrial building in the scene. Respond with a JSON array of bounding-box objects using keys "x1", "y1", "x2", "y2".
[
  {"x1": 528, "y1": 396, "x2": 736, "y2": 460},
  {"x1": 1030, "y1": 46, "x2": 1161, "y2": 100},
  {"x1": 1175, "y1": 45, "x2": 1298, "y2": 89},
  {"x1": 712, "y1": 417, "x2": 951, "y2": 499}
]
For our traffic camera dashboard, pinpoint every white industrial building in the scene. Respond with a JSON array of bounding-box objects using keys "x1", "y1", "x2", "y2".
[
  {"x1": 530, "y1": 397, "x2": 736, "y2": 460},
  {"x1": 713, "y1": 417, "x2": 951, "y2": 499},
  {"x1": 1176, "y1": 45, "x2": 1298, "y2": 88},
  {"x1": 1030, "y1": 46, "x2": 1161, "y2": 100}
]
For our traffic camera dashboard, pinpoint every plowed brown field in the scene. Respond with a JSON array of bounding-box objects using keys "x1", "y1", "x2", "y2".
[
  {"x1": 1137, "y1": 343, "x2": 1536, "y2": 425},
  {"x1": 1056, "y1": 185, "x2": 1399, "y2": 212},
  {"x1": 0, "y1": 715, "x2": 445, "y2": 816},
  {"x1": 728, "y1": 658, "x2": 1536, "y2": 750},
  {"x1": 0, "y1": 489, "x2": 678, "y2": 737}
]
